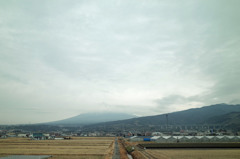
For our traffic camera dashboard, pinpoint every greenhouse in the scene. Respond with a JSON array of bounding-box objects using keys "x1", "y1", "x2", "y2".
[{"x1": 155, "y1": 136, "x2": 240, "y2": 143}]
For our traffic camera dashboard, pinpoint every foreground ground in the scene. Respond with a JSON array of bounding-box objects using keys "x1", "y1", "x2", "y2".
[
  {"x1": 121, "y1": 139, "x2": 240, "y2": 159},
  {"x1": 1, "y1": 137, "x2": 240, "y2": 159},
  {"x1": 142, "y1": 149, "x2": 240, "y2": 159},
  {"x1": 0, "y1": 137, "x2": 115, "y2": 159}
]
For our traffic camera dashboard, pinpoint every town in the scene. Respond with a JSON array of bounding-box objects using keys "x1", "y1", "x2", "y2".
[{"x1": 1, "y1": 124, "x2": 239, "y2": 141}]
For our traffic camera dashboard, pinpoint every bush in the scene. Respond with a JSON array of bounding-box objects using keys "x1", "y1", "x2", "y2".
[{"x1": 126, "y1": 146, "x2": 134, "y2": 153}]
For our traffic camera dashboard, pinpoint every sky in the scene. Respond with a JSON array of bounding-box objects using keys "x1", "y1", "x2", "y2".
[{"x1": 0, "y1": 0, "x2": 240, "y2": 124}]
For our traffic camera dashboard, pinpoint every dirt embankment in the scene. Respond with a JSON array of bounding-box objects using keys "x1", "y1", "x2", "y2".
[
  {"x1": 118, "y1": 138, "x2": 145, "y2": 159},
  {"x1": 117, "y1": 138, "x2": 128, "y2": 159}
]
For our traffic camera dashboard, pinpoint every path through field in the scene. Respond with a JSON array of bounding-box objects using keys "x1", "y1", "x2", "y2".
[{"x1": 112, "y1": 138, "x2": 120, "y2": 159}]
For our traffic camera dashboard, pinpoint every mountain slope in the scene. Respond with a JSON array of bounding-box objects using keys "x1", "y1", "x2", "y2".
[
  {"x1": 205, "y1": 112, "x2": 240, "y2": 130},
  {"x1": 167, "y1": 103, "x2": 240, "y2": 124},
  {"x1": 46, "y1": 112, "x2": 136, "y2": 126},
  {"x1": 82, "y1": 104, "x2": 240, "y2": 131}
]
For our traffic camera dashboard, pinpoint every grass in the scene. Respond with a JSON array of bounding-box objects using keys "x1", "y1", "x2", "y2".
[{"x1": 0, "y1": 137, "x2": 115, "y2": 159}]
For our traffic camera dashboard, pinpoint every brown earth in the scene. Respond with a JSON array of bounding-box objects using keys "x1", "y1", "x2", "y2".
[{"x1": 0, "y1": 137, "x2": 115, "y2": 159}]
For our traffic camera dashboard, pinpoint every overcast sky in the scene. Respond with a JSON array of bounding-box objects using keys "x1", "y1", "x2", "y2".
[{"x1": 1, "y1": 0, "x2": 240, "y2": 124}]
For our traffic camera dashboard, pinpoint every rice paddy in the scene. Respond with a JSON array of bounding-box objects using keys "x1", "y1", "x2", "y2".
[{"x1": 0, "y1": 137, "x2": 115, "y2": 159}]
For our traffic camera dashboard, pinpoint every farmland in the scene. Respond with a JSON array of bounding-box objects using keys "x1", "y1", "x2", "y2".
[
  {"x1": 121, "y1": 138, "x2": 240, "y2": 159},
  {"x1": 143, "y1": 149, "x2": 240, "y2": 159},
  {"x1": 0, "y1": 137, "x2": 115, "y2": 159},
  {"x1": 138, "y1": 143, "x2": 240, "y2": 149}
]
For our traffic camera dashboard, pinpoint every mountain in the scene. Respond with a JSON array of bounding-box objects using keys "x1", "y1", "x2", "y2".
[
  {"x1": 205, "y1": 112, "x2": 240, "y2": 130},
  {"x1": 82, "y1": 104, "x2": 240, "y2": 131},
  {"x1": 166, "y1": 103, "x2": 240, "y2": 125},
  {"x1": 46, "y1": 112, "x2": 136, "y2": 126}
]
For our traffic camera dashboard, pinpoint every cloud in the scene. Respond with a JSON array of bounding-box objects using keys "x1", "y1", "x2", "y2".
[
  {"x1": 0, "y1": 0, "x2": 240, "y2": 124},
  {"x1": 154, "y1": 95, "x2": 204, "y2": 113}
]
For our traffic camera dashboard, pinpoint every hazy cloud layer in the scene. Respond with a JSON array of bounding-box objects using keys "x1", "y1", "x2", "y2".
[{"x1": 0, "y1": 0, "x2": 240, "y2": 124}]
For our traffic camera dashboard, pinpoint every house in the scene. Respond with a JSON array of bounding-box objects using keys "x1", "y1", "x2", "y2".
[
  {"x1": 33, "y1": 133, "x2": 44, "y2": 140},
  {"x1": 152, "y1": 132, "x2": 163, "y2": 136},
  {"x1": 18, "y1": 134, "x2": 27, "y2": 138}
]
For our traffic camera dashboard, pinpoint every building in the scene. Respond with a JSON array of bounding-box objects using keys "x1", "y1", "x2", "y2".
[
  {"x1": 18, "y1": 134, "x2": 27, "y2": 138},
  {"x1": 155, "y1": 136, "x2": 240, "y2": 143},
  {"x1": 33, "y1": 133, "x2": 44, "y2": 140}
]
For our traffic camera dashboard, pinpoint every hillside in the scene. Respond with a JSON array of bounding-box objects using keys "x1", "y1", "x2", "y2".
[
  {"x1": 82, "y1": 104, "x2": 240, "y2": 131},
  {"x1": 206, "y1": 112, "x2": 240, "y2": 130}
]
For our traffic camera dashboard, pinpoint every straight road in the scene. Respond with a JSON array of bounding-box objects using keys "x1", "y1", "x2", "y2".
[{"x1": 112, "y1": 138, "x2": 120, "y2": 159}]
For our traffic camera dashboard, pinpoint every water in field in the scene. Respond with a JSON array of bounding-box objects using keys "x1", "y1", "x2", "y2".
[{"x1": 127, "y1": 154, "x2": 133, "y2": 159}]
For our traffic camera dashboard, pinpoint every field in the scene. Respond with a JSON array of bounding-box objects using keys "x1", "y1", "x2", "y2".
[
  {"x1": 138, "y1": 143, "x2": 240, "y2": 148},
  {"x1": 0, "y1": 137, "x2": 115, "y2": 159},
  {"x1": 143, "y1": 149, "x2": 240, "y2": 159},
  {"x1": 122, "y1": 139, "x2": 240, "y2": 159}
]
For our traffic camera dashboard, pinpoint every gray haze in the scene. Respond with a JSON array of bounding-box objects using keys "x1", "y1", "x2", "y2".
[{"x1": 0, "y1": 0, "x2": 240, "y2": 124}]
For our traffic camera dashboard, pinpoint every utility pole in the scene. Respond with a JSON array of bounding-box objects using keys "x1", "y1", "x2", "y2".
[{"x1": 166, "y1": 114, "x2": 168, "y2": 132}]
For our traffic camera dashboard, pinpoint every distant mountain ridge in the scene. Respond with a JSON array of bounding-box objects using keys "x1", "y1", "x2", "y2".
[
  {"x1": 167, "y1": 103, "x2": 240, "y2": 125},
  {"x1": 205, "y1": 112, "x2": 240, "y2": 130},
  {"x1": 7, "y1": 103, "x2": 240, "y2": 132},
  {"x1": 82, "y1": 103, "x2": 240, "y2": 131},
  {"x1": 46, "y1": 112, "x2": 136, "y2": 126}
]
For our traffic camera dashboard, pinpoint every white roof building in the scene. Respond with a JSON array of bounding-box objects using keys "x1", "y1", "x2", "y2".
[{"x1": 155, "y1": 135, "x2": 240, "y2": 143}]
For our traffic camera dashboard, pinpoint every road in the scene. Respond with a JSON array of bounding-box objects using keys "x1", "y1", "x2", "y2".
[{"x1": 112, "y1": 138, "x2": 120, "y2": 159}]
